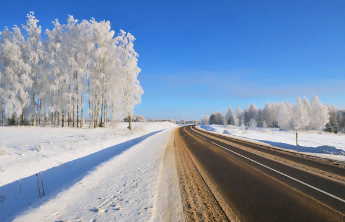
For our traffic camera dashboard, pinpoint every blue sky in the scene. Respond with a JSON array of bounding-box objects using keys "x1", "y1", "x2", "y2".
[{"x1": 1, "y1": 0, "x2": 345, "y2": 120}]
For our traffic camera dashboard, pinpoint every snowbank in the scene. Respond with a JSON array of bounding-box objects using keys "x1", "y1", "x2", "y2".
[{"x1": 0, "y1": 122, "x2": 178, "y2": 221}]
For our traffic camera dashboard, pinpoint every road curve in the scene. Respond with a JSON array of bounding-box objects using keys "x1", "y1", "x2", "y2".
[{"x1": 175, "y1": 125, "x2": 345, "y2": 222}]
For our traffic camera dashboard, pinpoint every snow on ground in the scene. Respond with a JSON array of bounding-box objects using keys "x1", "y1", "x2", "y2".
[
  {"x1": 198, "y1": 125, "x2": 345, "y2": 162},
  {"x1": 0, "y1": 122, "x2": 179, "y2": 221}
]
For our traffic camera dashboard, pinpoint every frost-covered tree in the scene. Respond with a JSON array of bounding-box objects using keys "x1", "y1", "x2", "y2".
[
  {"x1": 327, "y1": 104, "x2": 340, "y2": 133},
  {"x1": 117, "y1": 30, "x2": 143, "y2": 130},
  {"x1": 0, "y1": 12, "x2": 143, "y2": 128},
  {"x1": 209, "y1": 113, "x2": 218, "y2": 125},
  {"x1": 225, "y1": 106, "x2": 235, "y2": 125},
  {"x1": 263, "y1": 102, "x2": 276, "y2": 127},
  {"x1": 22, "y1": 12, "x2": 43, "y2": 126},
  {"x1": 292, "y1": 97, "x2": 310, "y2": 130},
  {"x1": 249, "y1": 118, "x2": 257, "y2": 130},
  {"x1": 202, "y1": 95, "x2": 336, "y2": 132},
  {"x1": 235, "y1": 106, "x2": 243, "y2": 126},
  {"x1": 215, "y1": 111, "x2": 225, "y2": 125},
  {"x1": 328, "y1": 104, "x2": 339, "y2": 125},
  {"x1": 243, "y1": 103, "x2": 259, "y2": 125},
  {"x1": 0, "y1": 26, "x2": 31, "y2": 125},
  {"x1": 88, "y1": 18, "x2": 117, "y2": 128},
  {"x1": 200, "y1": 115, "x2": 209, "y2": 125},
  {"x1": 338, "y1": 111, "x2": 345, "y2": 131},
  {"x1": 302, "y1": 96, "x2": 312, "y2": 130},
  {"x1": 276, "y1": 102, "x2": 291, "y2": 130},
  {"x1": 309, "y1": 95, "x2": 329, "y2": 131},
  {"x1": 256, "y1": 108, "x2": 264, "y2": 127}
]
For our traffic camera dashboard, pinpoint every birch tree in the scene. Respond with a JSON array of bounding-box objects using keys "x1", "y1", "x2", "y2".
[
  {"x1": 117, "y1": 30, "x2": 143, "y2": 130},
  {"x1": 0, "y1": 12, "x2": 144, "y2": 128},
  {"x1": 22, "y1": 11, "x2": 43, "y2": 125}
]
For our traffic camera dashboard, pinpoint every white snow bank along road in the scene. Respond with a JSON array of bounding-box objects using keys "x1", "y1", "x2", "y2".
[
  {"x1": 0, "y1": 122, "x2": 174, "y2": 186},
  {"x1": 198, "y1": 125, "x2": 345, "y2": 162},
  {"x1": 7, "y1": 128, "x2": 178, "y2": 222},
  {"x1": 0, "y1": 122, "x2": 177, "y2": 221}
]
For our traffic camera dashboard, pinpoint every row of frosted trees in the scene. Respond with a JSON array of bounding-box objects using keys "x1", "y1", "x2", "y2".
[
  {"x1": 0, "y1": 12, "x2": 143, "y2": 128},
  {"x1": 201, "y1": 95, "x2": 344, "y2": 133}
]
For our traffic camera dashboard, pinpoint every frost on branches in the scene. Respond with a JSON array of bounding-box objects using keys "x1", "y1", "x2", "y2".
[
  {"x1": 0, "y1": 12, "x2": 143, "y2": 128},
  {"x1": 202, "y1": 95, "x2": 344, "y2": 133}
]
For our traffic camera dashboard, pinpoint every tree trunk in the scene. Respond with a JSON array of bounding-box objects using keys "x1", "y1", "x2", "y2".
[
  {"x1": 62, "y1": 108, "x2": 64, "y2": 127},
  {"x1": 88, "y1": 77, "x2": 91, "y2": 128},
  {"x1": 73, "y1": 104, "x2": 75, "y2": 127},
  {"x1": 1, "y1": 110, "x2": 4, "y2": 126},
  {"x1": 36, "y1": 97, "x2": 39, "y2": 126},
  {"x1": 100, "y1": 97, "x2": 104, "y2": 127},
  {"x1": 75, "y1": 69, "x2": 79, "y2": 128},
  {"x1": 58, "y1": 110, "x2": 60, "y2": 126},
  {"x1": 128, "y1": 115, "x2": 132, "y2": 130},
  {"x1": 89, "y1": 104, "x2": 92, "y2": 128},
  {"x1": 77, "y1": 97, "x2": 79, "y2": 128},
  {"x1": 81, "y1": 93, "x2": 83, "y2": 128},
  {"x1": 111, "y1": 103, "x2": 114, "y2": 127},
  {"x1": 32, "y1": 83, "x2": 35, "y2": 126},
  {"x1": 21, "y1": 110, "x2": 24, "y2": 126},
  {"x1": 93, "y1": 105, "x2": 98, "y2": 128},
  {"x1": 39, "y1": 99, "x2": 41, "y2": 125},
  {"x1": 104, "y1": 100, "x2": 107, "y2": 127}
]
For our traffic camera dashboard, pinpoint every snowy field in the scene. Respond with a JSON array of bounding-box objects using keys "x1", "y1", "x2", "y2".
[
  {"x1": 198, "y1": 125, "x2": 345, "y2": 162},
  {"x1": 0, "y1": 122, "x2": 179, "y2": 221}
]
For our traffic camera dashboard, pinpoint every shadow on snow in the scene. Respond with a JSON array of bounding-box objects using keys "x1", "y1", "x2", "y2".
[{"x1": 0, "y1": 130, "x2": 163, "y2": 221}]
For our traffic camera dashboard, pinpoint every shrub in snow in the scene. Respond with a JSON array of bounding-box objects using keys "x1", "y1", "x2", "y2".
[
  {"x1": 36, "y1": 143, "x2": 44, "y2": 151},
  {"x1": 241, "y1": 123, "x2": 245, "y2": 131},
  {"x1": 262, "y1": 128, "x2": 271, "y2": 133},
  {"x1": 0, "y1": 144, "x2": 7, "y2": 156},
  {"x1": 262, "y1": 121, "x2": 267, "y2": 128}
]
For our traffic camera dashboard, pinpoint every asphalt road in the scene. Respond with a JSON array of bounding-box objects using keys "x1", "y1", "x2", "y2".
[{"x1": 175, "y1": 125, "x2": 345, "y2": 221}]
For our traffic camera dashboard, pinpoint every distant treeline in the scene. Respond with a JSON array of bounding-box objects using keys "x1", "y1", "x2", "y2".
[{"x1": 200, "y1": 95, "x2": 344, "y2": 133}]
